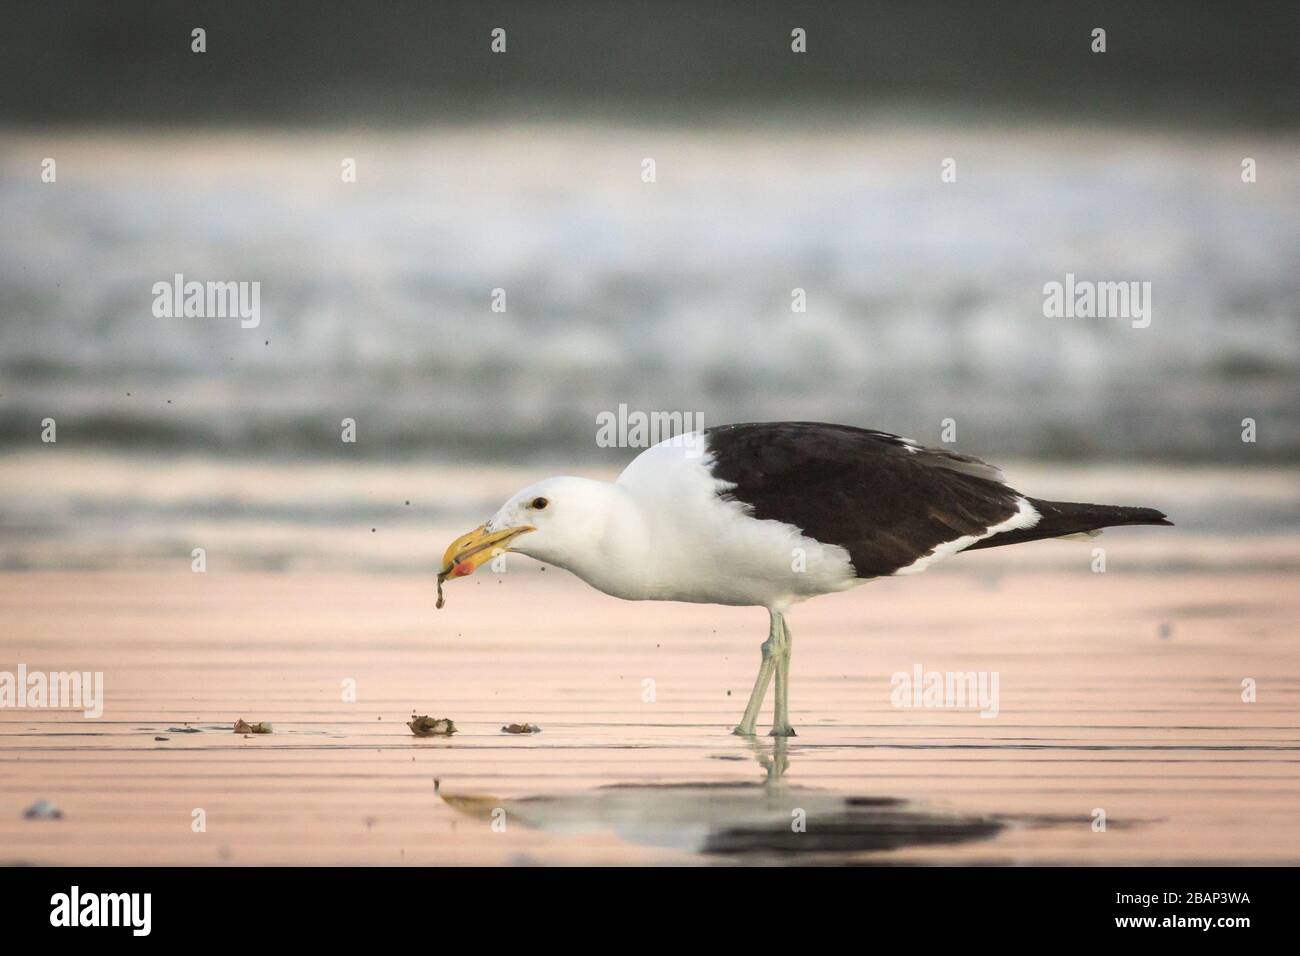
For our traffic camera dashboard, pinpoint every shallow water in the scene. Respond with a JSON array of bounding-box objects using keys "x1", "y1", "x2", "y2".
[
  {"x1": 2, "y1": 568, "x2": 1296, "y2": 865},
  {"x1": 3, "y1": 452, "x2": 1298, "y2": 572}
]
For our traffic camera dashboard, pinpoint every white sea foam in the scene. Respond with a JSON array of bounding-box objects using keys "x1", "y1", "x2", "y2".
[{"x1": 1, "y1": 124, "x2": 1296, "y2": 465}]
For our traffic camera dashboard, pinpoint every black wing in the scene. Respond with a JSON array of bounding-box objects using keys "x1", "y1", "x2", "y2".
[{"x1": 704, "y1": 422, "x2": 1025, "y2": 578}]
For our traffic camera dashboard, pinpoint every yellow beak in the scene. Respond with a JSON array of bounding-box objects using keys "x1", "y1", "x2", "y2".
[{"x1": 439, "y1": 523, "x2": 534, "y2": 580}]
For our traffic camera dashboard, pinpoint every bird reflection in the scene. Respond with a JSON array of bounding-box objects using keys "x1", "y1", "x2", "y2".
[
  {"x1": 437, "y1": 738, "x2": 1020, "y2": 860},
  {"x1": 747, "y1": 735, "x2": 790, "y2": 785}
]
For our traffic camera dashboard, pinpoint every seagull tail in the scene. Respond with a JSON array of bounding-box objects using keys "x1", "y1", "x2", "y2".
[{"x1": 963, "y1": 498, "x2": 1172, "y2": 552}]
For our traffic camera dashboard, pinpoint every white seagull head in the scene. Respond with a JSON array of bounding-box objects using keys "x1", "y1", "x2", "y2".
[{"x1": 439, "y1": 476, "x2": 622, "y2": 583}]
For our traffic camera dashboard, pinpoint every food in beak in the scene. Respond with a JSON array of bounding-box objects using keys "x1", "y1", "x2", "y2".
[{"x1": 435, "y1": 523, "x2": 534, "y2": 609}]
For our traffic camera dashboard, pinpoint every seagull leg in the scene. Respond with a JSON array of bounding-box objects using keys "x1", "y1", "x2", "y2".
[
  {"x1": 769, "y1": 614, "x2": 796, "y2": 737},
  {"x1": 732, "y1": 611, "x2": 779, "y2": 736}
]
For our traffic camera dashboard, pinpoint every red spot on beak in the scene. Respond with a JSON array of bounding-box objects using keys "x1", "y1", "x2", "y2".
[{"x1": 451, "y1": 562, "x2": 474, "y2": 577}]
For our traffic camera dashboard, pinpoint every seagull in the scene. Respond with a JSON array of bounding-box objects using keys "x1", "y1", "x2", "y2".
[{"x1": 438, "y1": 422, "x2": 1171, "y2": 737}]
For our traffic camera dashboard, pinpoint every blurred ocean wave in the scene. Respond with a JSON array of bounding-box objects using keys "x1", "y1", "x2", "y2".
[{"x1": 1, "y1": 122, "x2": 1298, "y2": 464}]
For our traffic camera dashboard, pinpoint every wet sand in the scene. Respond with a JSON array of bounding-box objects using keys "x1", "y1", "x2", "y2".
[{"x1": 2, "y1": 566, "x2": 1298, "y2": 865}]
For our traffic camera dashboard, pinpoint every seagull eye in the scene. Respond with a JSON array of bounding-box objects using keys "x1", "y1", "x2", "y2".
[{"x1": 530, "y1": 497, "x2": 549, "y2": 510}]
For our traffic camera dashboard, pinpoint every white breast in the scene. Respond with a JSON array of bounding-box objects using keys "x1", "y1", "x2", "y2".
[{"x1": 610, "y1": 434, "x2": 859, "y2": 609}]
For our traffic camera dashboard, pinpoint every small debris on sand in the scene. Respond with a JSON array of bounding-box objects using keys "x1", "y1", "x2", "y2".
[
  {"x1": 408, "y1": 715, "x2": 457, "y2": 737},
  {"x1": 166, "y1": 726, "x2": 202, "y2": 734},
  {"x1": 233, "y1": 719, "x2": 273, "y2": 734},
  {"x1": 501, "y1": 723, "x2": 542, "y2": 735},
  {"x1": 154, "y1": 736, "x2": 168, "y2": 742},
  {"x1": 23, "y1": 799, "x2": 63, "y2": 820}
]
